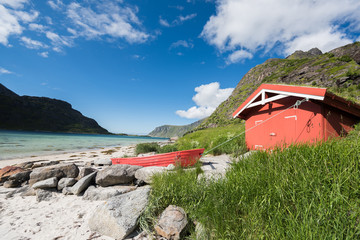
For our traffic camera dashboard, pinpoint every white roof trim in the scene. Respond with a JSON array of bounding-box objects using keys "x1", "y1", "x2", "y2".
[{"x1": 233, "y1": 88, "x2": 325, "y2": 118}]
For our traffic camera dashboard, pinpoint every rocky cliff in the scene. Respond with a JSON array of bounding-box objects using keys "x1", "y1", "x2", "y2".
[
  {"x1": 0, "y1": 84, "x2": 109, "y2": 134},
  {"x1": 148, "y1": 119, "x2": 203, "y2": 138},
  {"x1": 199, "y1": 42, "x2": 360, "y2": 129}
]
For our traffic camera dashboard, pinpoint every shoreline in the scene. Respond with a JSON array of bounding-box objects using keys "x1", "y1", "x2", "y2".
[{"x1": 0, "y1": 141, "x2": 169, "y2": 169}]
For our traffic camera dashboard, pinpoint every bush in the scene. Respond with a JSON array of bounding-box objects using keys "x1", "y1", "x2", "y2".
[
  {"x1": 158, "y1": 144, "x2": 178, "y2": 153},
  {"x1": 135, "y1": 142, "x2": 160, "y2": 155}
]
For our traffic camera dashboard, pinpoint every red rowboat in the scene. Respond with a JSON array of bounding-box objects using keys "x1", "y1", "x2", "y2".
[{"x1": 111, "y1": 148, "x2": 205, "y2": 167}]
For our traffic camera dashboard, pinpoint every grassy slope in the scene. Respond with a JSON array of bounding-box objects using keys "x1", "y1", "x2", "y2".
[
  {"x1": 199, "y1": 42, "x2": 360, "y2": 129},
  {"x1": 142, "y1": 124, "x2": 360, "y2": 239}
]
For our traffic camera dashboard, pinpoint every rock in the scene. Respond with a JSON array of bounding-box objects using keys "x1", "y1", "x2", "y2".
[
  {"x1": 62, "y1": 186, "x2": 73, "y2": 195},
  {"x1": 77, "y1": 167, "x2": 97, "y2": 180},
  {"x1": 94, "y1": 159, "x2": 112, "y2": 166},
  {"x1": 5, "y1": 185, "x2": 34, "y2": 198},
  {"x1": 29, "y1": 163, "x2": 79, "y2": 185},
  {"x1": 3, "y1": 180, "x2": 21, "y2": 188},
  {"x1": 0, "y1": 166, "x2": 25, "y2": 183},
  {"x1": 32, "y1": 160, "x2": 60, "y2": 169},
  {"x1": 154, "y1": 205, "x2": 188, "y2": 240},
  {"x1": 20, "y1": 186, "x2": 36, "y2": 197},
  {"x1": 166, "y1": 164, "x2": 176, "y2": 171},
  {"x1": 9, "y1": 170, "x2": 31, "y2": 183},
  {"x1": 135, "y1": 166, "x2": 166, "y2": 184},
  {"x1": 57, "y1": 177, "x2": 77, "y2": 190},
  {"x1": 15, "y1": 161, "x2": 34, "y2": 169},
  {"x1": 83, "y1": 185, "x2": 137, "y2": 201},
  {"x1": 32, "y1": 177, "x2": 58, "y2": 189},
  {"x1": 70, "y1": 172, "x2": 96, "y2": 195},
  {"x1": 96, "y1": 165, "x2": 142, "y2": 187},
  {"x1": 36, "y1": 189, "x2": 54, "y2": 202},
  {"x1": 88, "y1": 186, "x2": 151, "y2": 239}
]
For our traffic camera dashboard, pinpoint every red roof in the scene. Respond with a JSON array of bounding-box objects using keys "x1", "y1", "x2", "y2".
[{"x1": 233, "y1": 84, "x2": 360, "y2": 119}]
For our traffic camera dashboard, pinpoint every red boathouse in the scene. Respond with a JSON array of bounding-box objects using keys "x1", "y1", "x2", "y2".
[{"x1": 232, "y1": 84, "x2": 360, "y2": 150}]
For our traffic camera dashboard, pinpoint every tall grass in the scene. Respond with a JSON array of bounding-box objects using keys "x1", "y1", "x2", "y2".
[
  {"x1": 141, "y1": 125, "x2": 360, "y2": 239},
  {"x1": 177, "y1": 124, "x2": 247, "y2": 156}
]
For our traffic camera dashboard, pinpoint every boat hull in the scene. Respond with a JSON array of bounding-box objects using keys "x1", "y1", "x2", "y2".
[{"x1": 111, "y1": 148, "x2": 205, "y2": 167}]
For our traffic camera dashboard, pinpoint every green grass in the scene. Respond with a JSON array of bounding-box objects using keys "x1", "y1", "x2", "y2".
[
  {"x1": 141, "y1": 125, "x2": 360, "y2": 239},
  {"x1": 177, "y1": 123, "x2": 247, "y2": 156}
]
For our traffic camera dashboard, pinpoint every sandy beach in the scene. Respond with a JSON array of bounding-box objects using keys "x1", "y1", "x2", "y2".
[{"x1": 0, "y1": 144, "x2": 152, "y2": 240}]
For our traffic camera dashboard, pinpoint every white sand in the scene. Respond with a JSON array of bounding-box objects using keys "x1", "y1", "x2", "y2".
[
  {"x1": 0, "y1": 144, "x2": 150, "y2": 240},
  {"x1": 0, "y1": 189, "x2": 113, "y2": 240}
]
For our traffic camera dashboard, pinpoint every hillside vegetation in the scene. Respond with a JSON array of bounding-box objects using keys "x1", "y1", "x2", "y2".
[
  {"x1": 142, "y1": 124, "x2": 360, "y2": 239},
  {"x1": 199, "y1": 42, "x2": 360, "y2": 129},
  {"x1": 148, "y1": 119, "x2": 203, "y2": 138}
]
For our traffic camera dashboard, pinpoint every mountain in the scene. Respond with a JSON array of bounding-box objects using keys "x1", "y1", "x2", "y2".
[
  {"x1": 0, "y1": 84, "x2": 109, "y2": 134},
  {"x1": 198, "y1": 42, "x2": 360, "y2": 129},
  {"x1": 148, "y1": 119, "x2": 203, "y2": 138}
]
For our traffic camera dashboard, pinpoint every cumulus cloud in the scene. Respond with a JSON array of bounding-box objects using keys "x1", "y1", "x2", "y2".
[
  {"x1": 0, "y1": 66, "x2": 12, "y2": 74},
  {"x1": 201, "y1": 0, "x2": 360, "y2": 62},
  {"x1": 0, "y1": 1, "x2": 33, "y2": 46},
  {"x1": 66, "y1": 1, "x2": 149, "y2": 43},
  {"x1": 226, "y1": 50, "x2": 253, "y2": 64},
  {"x1": 159, "y1": 13, "x2": 197, "y2": 27},
  {"x1": 176, "y1": 82, "x2": 234, "y2": 119}
]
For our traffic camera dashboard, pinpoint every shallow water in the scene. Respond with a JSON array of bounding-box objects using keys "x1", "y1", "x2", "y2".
[{"x1": 0, "y1": 130, "x2": 168, "y2": 160}]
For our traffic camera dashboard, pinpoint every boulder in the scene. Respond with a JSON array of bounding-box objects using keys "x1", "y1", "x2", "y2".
[
  {"x1": 83, "y1": 185, "x2": 137, "y2": 201},
  {"x1": 9, "y1": 170, "x2": 31, "y2": 183},
  {"x1": 32, "y1": 160, "x2": 60, "y2": 169},
  {"x1": 88, "y1": 186, "x2": 150, "y2": 239},
  {"x1": 15, "y1": 161, "x2": 34, "y2": 169},
  {"x1": 3, "y1": 180, "x2": 21, "y2": 188},
  {"x1": 5, "y1": 185, "x2": 34, "y2": 198},
  {"x1": 57, "y1": 178, "x2": 77, "y2": 190},
  {"x1": 134, "y1": 166, "x2": 166, "y2": 184},
  {"x1": 77, "y1": 167, "x2": 97, "y2": 180},
  {"x1": 70, "y1": 172, "x2": 96, "y2": 195},
  {"x1": 154, "y1": 205, "x2": 188, "y2": 240},
  {"x1": 0, "y1": 166, "x2": 25, "y2": 183},
  {"x1": 62, "y1": 187, "x2": 73, "y2": 195},
  {"x1": 94, "y1": 159, "x2": 112, "y2": 166},
  {"x1": 96, "y1": 165, "x2": 142, "y2": 187},
  {"x1": 32, "y1": 177, "x2": 58, "y2": 189},
  {"x1": 36, "y1": 189, "x2": 55, "y2": 202},
  {"x1": 29, "y1": 163, "x2": 79, "y2": 185}
]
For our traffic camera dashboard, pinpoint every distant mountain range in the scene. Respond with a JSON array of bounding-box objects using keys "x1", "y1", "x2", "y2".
[
  {"x1": 148, "y1": 119, "x2": 203, "y2": 138},
  {"x1": 0, "y1": 84, "x2": 109, "y2": 134}
]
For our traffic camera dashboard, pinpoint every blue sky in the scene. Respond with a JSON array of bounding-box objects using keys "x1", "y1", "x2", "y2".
[{"x1": 1, "y1": 0, "x2": 360, "y2": 134}]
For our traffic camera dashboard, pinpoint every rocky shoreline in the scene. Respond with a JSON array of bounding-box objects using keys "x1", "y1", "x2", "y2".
[{"x1": 0, "y1": 145, "x2": 235, "y2": 240}]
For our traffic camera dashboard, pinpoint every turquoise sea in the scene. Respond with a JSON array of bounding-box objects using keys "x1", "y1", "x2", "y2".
[{"x1": 0, "y1": 130, "x2": 168, "y2": 160}]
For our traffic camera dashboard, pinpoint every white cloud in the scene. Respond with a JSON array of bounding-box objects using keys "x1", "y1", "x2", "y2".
[
  {"x1": 170, "y1": 40, "x2": 194, "y2": 49},
  {"x1": 0, "y1": 4, "x2": 24, "y2": 45},
  {"x1": 39, "y1": 51, "x2": 49, "y2": 58},
  {"x1": 226, "y1": 50, "x2": 253, "y2": 64},
  {"x1": 47, "y1": 0, "x2": 64, "y2": 10},
  {"x1": 159, "y1": 17, "x2": 170, "y2": 27},
  {"x1": 21, "y1": 36, "x2": 47, "y2": 49},
  {"x1": 284, "y1": 28, "x2": 353, "y2": 55},
  {"x1": 28, "y1": 23, "x2": 46, "y2": 32},
  {"x1": 0, "y1": 0, "x2": 28, "y2": 9},
  {"x1": 0, "y1": 66, "x2": 12, "y2": 74},
  {"x1": 201, "y1": 0, "x2": 360, "y2": 63},
  {"x1": 160, "y1": 13, "x2": 197, "y2": 27},
  {"x1": 176, "y1": 82, "x2": 234, "y2": 119},
  {"x1": 66, "y1": 1, "x2": 149, "y2": 43}
]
